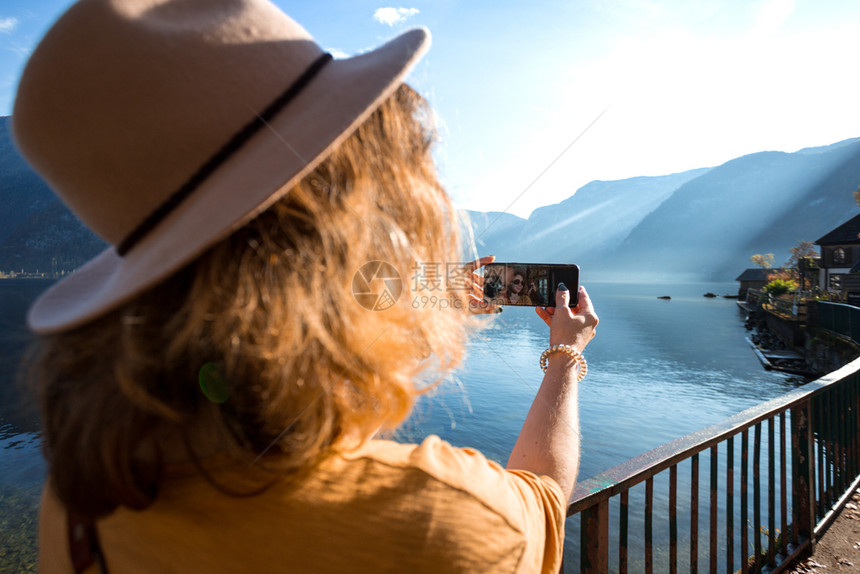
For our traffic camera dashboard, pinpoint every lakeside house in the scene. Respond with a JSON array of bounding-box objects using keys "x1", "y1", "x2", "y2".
[
  {"x1": 735, "y1": 267, "x2": 789, "y2": 299},
  {"x1": 815, "y1": 212, "x2": 860, "y2": 304}
]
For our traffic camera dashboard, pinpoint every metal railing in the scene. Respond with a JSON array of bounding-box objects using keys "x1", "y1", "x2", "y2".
[
  {"x1": 746, "y1": 288, "x2": 764, "y2": 307},
  {"x1": 746, "y1": 289, "x2": 807, "y2": 323},
  {"x1": 568, "y1": 343, "x2": 860, "y2": 573},
  {"x1": 817, "y1": 301, "x2": 860, "y2": 342}
]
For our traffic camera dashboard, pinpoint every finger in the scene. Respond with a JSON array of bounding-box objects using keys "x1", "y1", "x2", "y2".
[
  {"x1": 574, "y1": 285, "x2": 594, "y2": 314},
  {"x1": 468, "y1": 293, "x2": 488, "y2": 305},
  {"x1": 555, "y1": 282, "x2": 570, "y2": 308},
  {"x1": 468, "y1": 294, "x2": 502, "y2": 315},
  {"x1": 467, "y1": 297, "x2": 484, "y2": 313},
  {"x1": 535, "y1": 306, "x2": 551, "y2": 326},
  {"x1": 472, "y1": 284, "x2": 491, "y2": 306}
]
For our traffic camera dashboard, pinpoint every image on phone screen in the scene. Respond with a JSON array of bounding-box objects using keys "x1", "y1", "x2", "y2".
[{"x1": 482, "y1": 263, "x2": 579, "y2": 307}]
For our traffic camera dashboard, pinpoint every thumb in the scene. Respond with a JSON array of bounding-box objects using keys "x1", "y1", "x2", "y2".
[{"x1": 555, "y1": 282, "x2": 570, "y2": 308}]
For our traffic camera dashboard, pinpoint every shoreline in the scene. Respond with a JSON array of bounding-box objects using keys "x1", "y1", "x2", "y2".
[{"x1": 0, "y1": 275, "x2": 61, "y2": 280}]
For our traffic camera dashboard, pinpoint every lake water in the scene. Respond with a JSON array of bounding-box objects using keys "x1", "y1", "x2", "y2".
[{"x1": 0, "y1": 279, "x2": 807, "y2": 572}]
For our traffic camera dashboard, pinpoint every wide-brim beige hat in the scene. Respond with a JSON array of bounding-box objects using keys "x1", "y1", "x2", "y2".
[{"x1": 13, "y1": 0, "x2": 430, "y2": 334}]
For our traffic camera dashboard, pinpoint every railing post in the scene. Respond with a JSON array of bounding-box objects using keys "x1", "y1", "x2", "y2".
[
  {"x1": 791, "y1": 398, "x2": 816, "y2": 549},
  {"x1": 581, "y1": 499, "x2": 609, "y2": 573}
]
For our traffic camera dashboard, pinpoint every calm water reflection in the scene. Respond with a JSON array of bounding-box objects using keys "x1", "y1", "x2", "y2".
[
  {"x1": 395, "y1": 281, "x2": 807, "y2": 570},
  {"x1": 0, "y1": 279, "x2": 50, "y2": 572},
  {"x1": 0, "y1": 279, "x2": 806, "y2": 571},
  {"x1": 398, "y1": 282, "x2": 804, "y2": 476}
]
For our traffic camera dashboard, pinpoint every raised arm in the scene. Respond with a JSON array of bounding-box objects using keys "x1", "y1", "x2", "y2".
[{"x1": 506, "y1": 284, "x2": 598, "y2": 501}]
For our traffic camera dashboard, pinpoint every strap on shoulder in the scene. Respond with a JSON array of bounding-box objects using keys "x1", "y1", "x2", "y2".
[{"x1": 68, "y1": 515, "x2": 110, "y2": 574}]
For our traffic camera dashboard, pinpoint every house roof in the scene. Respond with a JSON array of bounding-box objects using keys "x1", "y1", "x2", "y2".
[
  {"x1": 816, "y1": 212, "x2": 860, "y2": 245},
  {"x1": 735, "y1": 268, "x2": 787, "y2": 282}
]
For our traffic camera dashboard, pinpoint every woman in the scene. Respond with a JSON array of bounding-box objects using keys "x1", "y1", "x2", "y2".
[
  {"x1": 16, "y1": 1, "x2": 598, "y2": 572},
  {"x1": 504, "y1": 268, "x2": 534, "y2": 306}
]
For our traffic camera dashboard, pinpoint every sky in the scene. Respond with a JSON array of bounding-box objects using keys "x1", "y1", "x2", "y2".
[{"x1": 1, "y1": 0, "x2": 859, "y2": 218}]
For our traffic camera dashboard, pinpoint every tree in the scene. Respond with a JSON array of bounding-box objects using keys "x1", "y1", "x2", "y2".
[
  {"x1": 783, "y1": 240, "x2": 819, "y2": 292},
  {"x1": 750, "y1": 253, "x2": 774, "y2": 269},
  {"x1": 785, "y1": 240, "x2": 817, "y2": 269},
  {"x1": 763, "y1": 278, "x2": 797, "y2": 296}
]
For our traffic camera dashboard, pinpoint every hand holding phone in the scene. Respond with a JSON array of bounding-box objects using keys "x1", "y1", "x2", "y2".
[{"x1": 482, "y1": 263, "x2": 579, "y2": 307}]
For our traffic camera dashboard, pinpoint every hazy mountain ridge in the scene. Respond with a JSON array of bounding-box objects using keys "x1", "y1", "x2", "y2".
[
  {"x1": 468, "y1": 138, "x2": 860, "y2": 281},
  {"x1": 466, "y1": 168, "x2": 710, "y2": 266},
  {"x1": 465, "y1": 210, "x2": 526, "y2": 257},
  {"x1": 521, "y1": 169, "x2": 711, "y2": 264},
  {"x1": 739, "y1": 145, "x2": 860, "y2": 274},
  {"x1": 611, "y1": 140, "x2": 860, "y2": 280},
  {"x1": 0, "y1": 118, "x2": 58, "y2": 244},
  {"x1": 0, "y1": 117, "x2": 105, "y2": 273},
  {"x1": 1, "y1": 112, "x2": 858, "y2": 281}
]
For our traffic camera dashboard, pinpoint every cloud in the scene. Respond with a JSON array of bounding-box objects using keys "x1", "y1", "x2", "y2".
[
  {"x1": 0, "y1": 17, "x2": 18, "y2": 34},
  {"x1": 373, "y1": 7, "x2": 419, "y2": 26}
]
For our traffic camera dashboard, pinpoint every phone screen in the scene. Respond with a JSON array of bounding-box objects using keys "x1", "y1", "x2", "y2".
[{"x1": 482, "y1": 263, "x2": 579, "y2": 307}]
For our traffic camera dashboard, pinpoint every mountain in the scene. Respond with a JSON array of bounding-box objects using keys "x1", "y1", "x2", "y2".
[
  {"x1": 0, "y1": 117, "x2": 105, "y2": 274},
  {"x1": 611, "y1": 138, "x2": 860, "y2": 280},
  {"x1": 1, "y1": 111, "x2": 858, "y2": 282},
  {"x1": 0, "y1": 117, "x2": 56, "y2": 244},
  {"x1": 467, "y1": 138, "x2": 860, "y2": 282},
  {"x1": 463, "y1": 210, "x2": 526, "y2": 257},
  {"x1": 465, "y1": 169, "x2": 709, "y2": 264}
]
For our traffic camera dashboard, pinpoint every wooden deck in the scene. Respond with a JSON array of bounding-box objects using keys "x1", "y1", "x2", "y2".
[{"x1": 746, "y1": 336, "x2": 816, "y2": 376}]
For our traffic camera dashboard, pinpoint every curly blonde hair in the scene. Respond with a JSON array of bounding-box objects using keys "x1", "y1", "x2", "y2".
[{"x1": 30, "y1": 85, "x2": 473, "y2": 518}]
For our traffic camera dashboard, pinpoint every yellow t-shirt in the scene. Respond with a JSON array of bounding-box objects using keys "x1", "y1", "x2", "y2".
[{"x1": 39, "y1": 436, "x2": 565, "y2": 573}]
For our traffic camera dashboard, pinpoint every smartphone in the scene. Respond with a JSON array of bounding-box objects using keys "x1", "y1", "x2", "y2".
[{"x1": 482, "y1": 263, "x2": 579, "y2": 307}]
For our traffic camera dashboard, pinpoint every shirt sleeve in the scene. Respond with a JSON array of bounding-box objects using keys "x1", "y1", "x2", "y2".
[{"x1": 503, "y1": 468, "x2": 566, "y2": 573}]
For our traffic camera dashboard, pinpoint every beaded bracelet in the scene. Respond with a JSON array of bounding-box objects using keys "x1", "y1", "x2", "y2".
[{"x1": 539, "y1": 344, "x2": 587, "y2": 380}]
